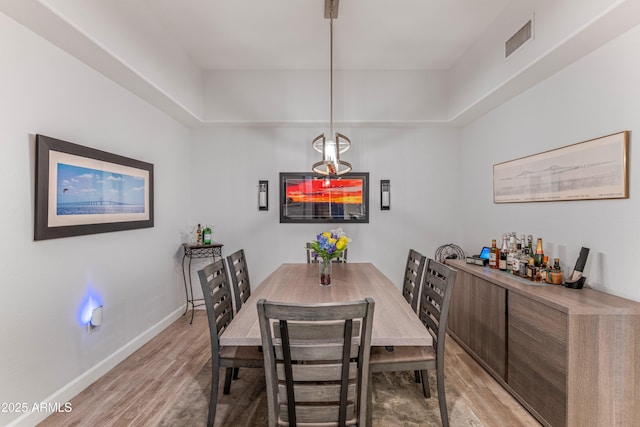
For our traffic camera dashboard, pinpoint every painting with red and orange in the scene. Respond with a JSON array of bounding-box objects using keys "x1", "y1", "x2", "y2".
[{"x1": 285, "y1": 179, "x2": 363, "y2": 204}]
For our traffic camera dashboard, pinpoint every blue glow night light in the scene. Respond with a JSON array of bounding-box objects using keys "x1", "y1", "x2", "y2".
[{"x1": 78, "y1": 290, "x2": 103, "y2": 326}]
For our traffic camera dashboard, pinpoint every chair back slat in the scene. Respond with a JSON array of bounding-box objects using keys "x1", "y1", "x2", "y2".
[
  {"x1": 276, "y1": 362, "x2": 358, "y2": 382},
  {"x1": 274, "y1": 321, "x2": 361, "y2": 340},
  {"x1": 279, "y1": 404, "x2": 355, "y2": 424},
  {"x1": 419, "y1": 259, "x2": 457, "y2": 359},
  {"x1": 278, "y1": 383, "x2": 357, "y2": 402},
  {"x1": 274, "y1": 343, "x2": 360, "y2": 361},
  {"x1": 198, "y1": 259, "x2": 234, "y2": 340},
  {"x1": 258, "y1": 298, "x2": 374, "y2": 427},
  {"x1": 403, "y1": 249, "x2": 427, "y2": 312},
  {"x1": 227, "y1": 249, "x2": 252, "y2": 312}
]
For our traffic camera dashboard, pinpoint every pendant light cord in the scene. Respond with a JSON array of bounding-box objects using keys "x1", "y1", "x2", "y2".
[{"x1": 330, "y1": 15, "x2": 334, "y2": 136}]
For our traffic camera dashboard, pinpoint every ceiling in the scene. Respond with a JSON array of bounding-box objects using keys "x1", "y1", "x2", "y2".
[
  {"x1": 4, "y1": 0, "x2": 637, "y2": 126},
  {"x1": 141, "y1": 0, "x2": 510, "y2": 70}
]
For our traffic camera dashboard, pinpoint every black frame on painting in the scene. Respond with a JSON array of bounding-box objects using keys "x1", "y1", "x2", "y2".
[
  {"x1": 34, "y1": 134, "x2": 154, "y2": 240},
  {"x1": 279, "y1": 172, "x2": 369, "y2": 223}
]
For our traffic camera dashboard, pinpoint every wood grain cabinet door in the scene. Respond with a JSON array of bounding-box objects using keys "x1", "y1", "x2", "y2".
[
  {"x1": 507, "y1": 292, "x2": 567, "y2": 427},
  {"x1": 448, "y1": 270, "x2": 506, "y2": 380}
]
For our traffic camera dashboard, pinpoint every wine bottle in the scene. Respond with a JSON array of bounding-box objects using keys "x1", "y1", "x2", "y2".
[
  {"x1": 203, "y1": 225, "x2": 212, "y2": 245},
  {"x1": 520, "y1": 247, "x2": 530, "y2": 277},
  {"x1": 499, "y1": 235, "x2": 508, "y2": 271},
  {"x1": 489, "y1": 239, "x2": 498, "y2": 269},
  {"x1": 512, "y1": 243, "x2": 522, "y2": 276},
  {"x1": 196, "y1": 224, "x2": 202, "y2": 245},
  {"x1": 506, "y1": 233, "x2": 516, "y2": 273},
  {"x1": 533, "y1": 237, "x2": 544, "y2": 267}
]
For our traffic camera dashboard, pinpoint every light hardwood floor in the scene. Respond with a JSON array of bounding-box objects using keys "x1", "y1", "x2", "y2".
[{"x1": 39, "y1": 310, "x2": 541, "y2": 426}]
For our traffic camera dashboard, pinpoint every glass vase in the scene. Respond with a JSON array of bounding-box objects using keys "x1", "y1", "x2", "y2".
[{"x1": 319, "y1": 258, "x2": 332, "y2": 286}]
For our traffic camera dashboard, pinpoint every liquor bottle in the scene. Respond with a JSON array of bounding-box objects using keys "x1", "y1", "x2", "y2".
[
  {"x1": 499, "y1": 235, "x2": 508, "y2": 271},
  {"x1": 542, "y1": 255, "x2": 551, "y2": 283},
  {"x1": 489, "y1": 239, "x2": 498, "y2": 269},
  {"x1": 203, "y1": 225, "x2": 212, "y2": 245},
  {"x1": 512, "y1": 243, "x2": 522, "y2": 276},
  {"x1": 506, "y1": 233, "x2": 516, "y2": 273},
  {"x1": 551, "y1": 257, "x2": 563, "y2": 285},
  {"x1": 533, "y1": 238, "x2": 544, "y2": 267},
  {"x1": 527, "y1": 258, "x2": 535, "y2": 280},
  {"x1": 527, "y1": 235, "x2": 533, "y2": 257},
  {"x1": 196, "y1": 224, "x2": 202, "y2": 245},
  {"x1": 519, "y1": 246, "x2": 530, "y2": 276}
]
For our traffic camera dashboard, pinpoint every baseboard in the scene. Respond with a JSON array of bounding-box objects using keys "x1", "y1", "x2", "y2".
[{"x1": 7, "y1": 306, "x2": 185, "y2": 427}]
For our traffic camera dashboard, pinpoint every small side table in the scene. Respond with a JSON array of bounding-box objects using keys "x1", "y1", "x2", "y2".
[{"x1": 181, "y1": 242, "x2": 224, "y2": 324}]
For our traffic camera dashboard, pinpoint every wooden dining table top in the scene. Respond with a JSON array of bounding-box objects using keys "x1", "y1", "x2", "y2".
[{"x1": 219, "y1": 263, "x2": 432, "y2": 347}]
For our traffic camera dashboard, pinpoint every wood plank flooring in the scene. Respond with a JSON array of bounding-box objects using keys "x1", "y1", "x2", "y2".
[{"x1": 39, "y1": 310, "x2": 541, "y2": 426}]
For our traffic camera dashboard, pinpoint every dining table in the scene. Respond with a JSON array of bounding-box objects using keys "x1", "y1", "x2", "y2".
[{"x1": 220, "y1": 262, "x2": 432, "y2": 347}]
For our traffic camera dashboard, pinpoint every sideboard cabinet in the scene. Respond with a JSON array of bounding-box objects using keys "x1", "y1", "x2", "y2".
[{"x1": 446, "y1": 259, "x2": 640, "y2": 427}]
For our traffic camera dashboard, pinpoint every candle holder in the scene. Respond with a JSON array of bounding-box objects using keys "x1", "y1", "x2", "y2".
[
  {"x1": 258, "y1": 180, "x2": 268, "y2": 211},
  {"x1": 381, "y1": 179, "x2": 390, "y2": 210}
]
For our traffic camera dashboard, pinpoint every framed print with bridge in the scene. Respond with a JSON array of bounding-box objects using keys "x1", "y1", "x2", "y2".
[
  {"x1": 34, "y1": 134, "x2": 154, "y2": 240},
  {"x1": 493, "y1": 131, "x2": 629, "y2": 203}
]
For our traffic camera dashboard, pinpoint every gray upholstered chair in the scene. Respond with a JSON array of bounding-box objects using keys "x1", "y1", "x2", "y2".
[
  {"x1": 198, "y1": 259, "x2": 263, "y2": 427},
  {"x1": 258, "y1": 298, "x2": 375, "y2": 427},
  {"x1": 369, "y1": 259, "x2": 457, "y2": 427}
]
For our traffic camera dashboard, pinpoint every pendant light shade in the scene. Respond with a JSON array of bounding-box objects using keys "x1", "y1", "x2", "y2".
[
  {"x1": 312, "y1": 133, "x2": 352, "y2": 175},
  {"x1": 312, "y1": 0, "x2": 352, "y2": 176}
]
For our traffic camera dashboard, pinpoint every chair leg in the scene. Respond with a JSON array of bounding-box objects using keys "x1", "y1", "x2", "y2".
[
  {"x1": 366, "y1": 371, "x2": 373, "y2": 427},
  {"x1": 233, "y1": 367, "x2": 239, "y2": 380},
  {"x1": 414, "y1": 370, "x2": 421, "y2": 383},
  {"x1": 207, "y1": 360, "x2": 219, "y2": 427},
  {"x1": 223, "y1": 367, "x2": 233, "y2": 395},
  {"x1": 420, "y1": 370, "x2": 431, "y2": 398},
  {"x1": 436, "y1": 367, "x2": 448, "y2": 427}
]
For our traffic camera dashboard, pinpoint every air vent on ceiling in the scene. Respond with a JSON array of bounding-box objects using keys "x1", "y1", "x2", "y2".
[{"x1": 505, "y1": 19, "x2": 532, "y2": 58}]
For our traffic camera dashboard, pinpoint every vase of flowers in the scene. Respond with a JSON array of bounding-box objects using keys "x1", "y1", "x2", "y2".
[{"x1": 309, "y1": 228, "x2": 350, "y2": 286}]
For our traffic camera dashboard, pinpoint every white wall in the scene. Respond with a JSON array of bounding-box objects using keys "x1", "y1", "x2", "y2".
[
  {"x1": 447, "y1": 0, "x2": 640, "y2": 125},
  {"x1": 41, "y1": 0, "x2": 204, "y2": 117},
  {"x1": 204, "y1": 69, "x2": 449, "y2": 123},
  {"x1": 459, "y1": 24, "x2": 640, "y2": 302},
  {"x1": 0, "y1": 12, "x2": 190, "y2": 426},
  {"x1": 189, "y1": 126, "x2": 462, "y2": 291}
]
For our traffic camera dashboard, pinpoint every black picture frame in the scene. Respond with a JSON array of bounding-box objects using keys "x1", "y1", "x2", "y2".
[
  {"x1": 34, "y1": 134, "x2": 154, "y2": 240},
  {"x1": 279, "y1": 172, "x2": 369, "y2": 223}
]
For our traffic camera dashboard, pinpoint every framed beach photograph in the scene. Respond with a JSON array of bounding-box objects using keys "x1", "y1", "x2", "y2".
[
  {"x1": 493, "y1": 131, "x2": 629, "y2": 203},
  {"x1": 34, "y1": 134, "x2": 154, "y2": 240},
  {"x1": 279, "y1": 172, "x2": 369, "y2": 223}
]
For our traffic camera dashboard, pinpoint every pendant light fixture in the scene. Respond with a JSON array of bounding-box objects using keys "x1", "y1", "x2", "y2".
[{"x1": 312, "y1": 0, "x2": 352, "y2": 176}]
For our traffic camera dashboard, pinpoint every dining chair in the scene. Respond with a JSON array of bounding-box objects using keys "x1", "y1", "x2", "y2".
[
  {"x1": 368, "y1": 258, "x2": 457, "y2": 427},
  {"x1": 401, "y1": 249, "x2": 427, "y2": 384},
  {"x1": 198, "y1": 259, "x2": 263, "y2": 427},
  {"x1": 306, "y1": 242, "x2": 348, "y2": 263},
  {"x1": 257, "y1": 298, "x2": 375, "y2": 427},
  {"x1": 403, "y1": 249, "x2": 427, "y2": 313},
  {"x1": 226, "y1": 249, "x2": 251, "y2": 313}
]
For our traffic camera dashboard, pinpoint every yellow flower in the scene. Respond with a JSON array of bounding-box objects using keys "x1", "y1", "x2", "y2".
[
  {"x1": 328, "y1": 238, "x2": 337, "y2": 245},
  {"x1": 322, "y1": 232, "x2": 332, "y2": 239},
  {"x1": 336, "y1": 240, "x2": 346, "y2": 250},
  {"x1": 338, "y1": 236, "x2": 348, "y2": 244}
]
